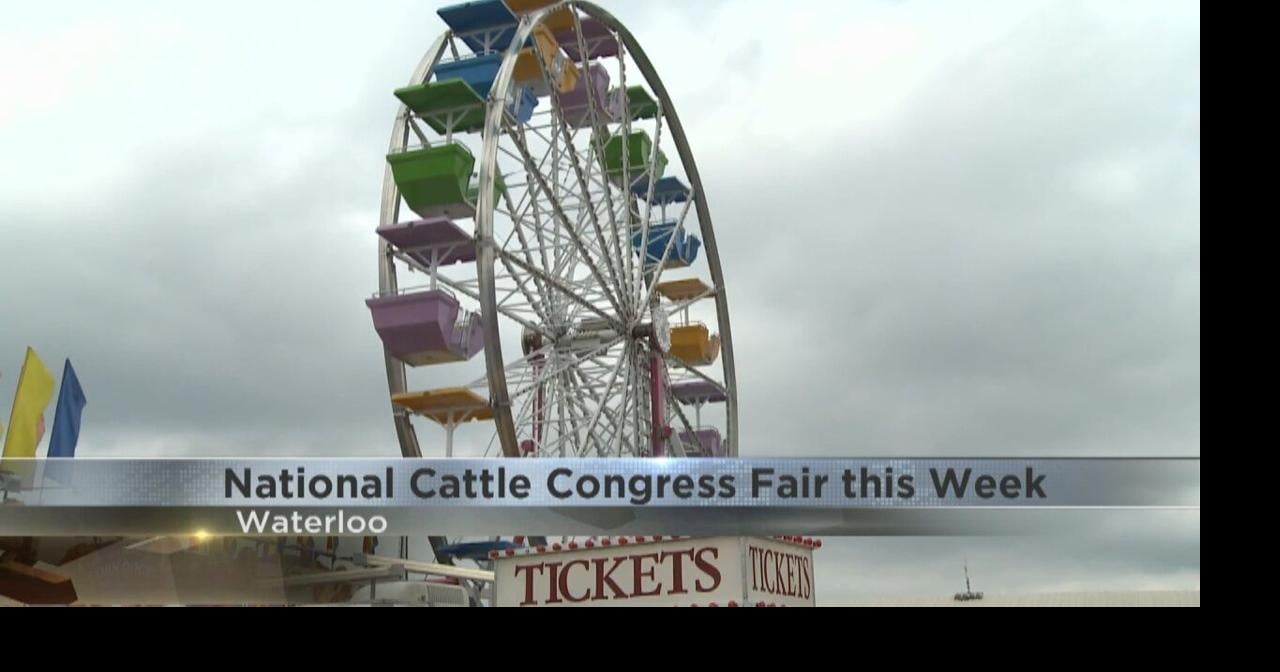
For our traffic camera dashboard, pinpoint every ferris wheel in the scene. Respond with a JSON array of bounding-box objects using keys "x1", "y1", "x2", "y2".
[{"x1": 367, "y1": 0, "x2": 736, "y2": 574}]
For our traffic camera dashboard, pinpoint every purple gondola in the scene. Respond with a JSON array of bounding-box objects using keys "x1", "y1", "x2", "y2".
[
  {"x1": 557, "y1": 63, "x2": 612, "y2": 128},
  {"x1": 679, "y1": 428, "x2": 724, "y2": 457},
  {"x1": 554, "y1": 17, "x2": 619, "y2": 61},
  {"x1": 367, "y1": 291, "x2": 485, "y2": 367}
]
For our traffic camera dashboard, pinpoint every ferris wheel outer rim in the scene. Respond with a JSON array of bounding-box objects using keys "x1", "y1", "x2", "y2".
[
  {"x1": 378, "y1": 1, "x2": 739, "y2": 462},
  {"x1": 380, "y1": 32, "x2": 451, "y2": 462}
]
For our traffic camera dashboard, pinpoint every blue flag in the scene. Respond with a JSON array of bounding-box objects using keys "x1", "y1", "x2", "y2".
[{"x1": 47, "y1": 360, "x2": 86, "y2": 459}]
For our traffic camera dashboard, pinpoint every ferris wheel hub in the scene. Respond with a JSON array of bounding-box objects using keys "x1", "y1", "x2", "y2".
[{"x1": 630, "y1": 309, "x2": 671, "y2": 354}]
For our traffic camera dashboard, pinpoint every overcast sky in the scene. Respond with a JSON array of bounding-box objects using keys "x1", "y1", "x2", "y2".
[{"x1": 1, "y1": 0, "x2": 1199, "y2": 599}]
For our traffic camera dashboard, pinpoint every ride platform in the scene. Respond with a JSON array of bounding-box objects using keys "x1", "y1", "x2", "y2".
[
  {"x1": 392, "y1": 388, "x2": 494, "y2": 425},
  {"x1": 395, "y1": 80, "x2": 487, "y2": 135},
  {"x1": 670, "y1": 379, "x2": 728, "y2": 405},
  {"x1": 655, "y1": 278, "x2": 712, "y2": 303},
  {"x1": 377, "y1": 217, "x2": 478, "y2": 269}
]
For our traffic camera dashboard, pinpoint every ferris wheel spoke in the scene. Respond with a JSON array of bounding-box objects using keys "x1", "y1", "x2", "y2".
[
  {"x1": 567, "y1": 12, "x2": 633, "y2": 312},
  {"x1": 497, "y1": 146, "x2": 565, "y2": 230},
  {"x1": 476, "y1": 343, "x2": 556, "y2": 395},
  {"x1": 495, "y1": 255, "x2": 554, "y2": 320},
  {"x1": 661, "y1": 367, "x2": 700, "y2": 458},
  {"x1": 564, "y1": 369, "x2": 626, "y2": 457},
  {"x1": 627, "y1": 349, "x2": 654, "y2": 455},
  {"x1": 532, "y1": 41, "x2": 632, "y2": 300},
  {"x1": 511, "y1": 123, "x2": 561, "y2": 289},
  {"x1": 557, "y1": 119, "x2": 631, "y2": 304},
  {"x1": 661, "y1": 288, "x2": 718, "y2": 321},
  {"x1": 502, "y1": 121, "x2": 630, "y2": 321},
  {"x1": 574, "y1": 351, "x2": 635, "y2": 455},
  {"x1": 497, "y1": 254, "x2": 554, "y2": 318},
  {"x1": 531, "y1": 373, "x2": 589, "y2": 457},
  {"x1": 503, "y1": 375, "x2": 545, "y2": 455},
  {"x1": 392, "y1": 247, "x2": 555, "y2": 340},
  {"x1": 495, "y1": 246, "x2": 621, "y2": 330},
  {"x1": 613, "y1": 353, "x2": 638, "y2": 455},
  {"x1": 546, "y1": 373, "x2": 586, "y2": 458},
  {"x1": 578, "y1": 348, "x2": 645, "y2": 453},
  {"x1": 507, "y1": 336, "x2": 624, "y2": 403},
  {"x1": 555, "y1": 374, "x2": 577, "y2": 458},
  {"x1": 563, "y1": 389, "x2": 607, "y2": 457},
  {"x1": 498, "y1": 130, "x2": 586, "y2": 230},
  {"x1": 502, "y1": 201, "x2": 619, "y2": 319},
  {"x1": 666, "y1": 355, "x2": 727, "y2": 392},
  {"x1": 496, "y1": 172, "x2": 558, "y2": 320},
  {"x1": 633, "y1": 110, "x2": 667, "y2": 309},
  {"x1": 494, "y1": 218, "x2": 581, "y2": 316}
]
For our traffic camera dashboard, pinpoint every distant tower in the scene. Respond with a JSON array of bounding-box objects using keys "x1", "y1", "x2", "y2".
[{"x1": 954, "y1": 561, "x2": 985, "y2": 602}]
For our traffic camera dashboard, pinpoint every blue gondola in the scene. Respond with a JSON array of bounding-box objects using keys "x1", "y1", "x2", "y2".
[
  {"x1": 436, "y1": 540, "x2": 522, "y2": 561},
  {"x1": 631, "y1": 176, "x2": 691, "y2": 205},
  {"x1": 434, "y1": 54, "x2": 539, "y2": 124},
  {"x1": 631, "y1": 221, "x2": 702, "y2": 269},
  {"x1": 437, "y1": 0, "x2": 519, "y2": 54}
]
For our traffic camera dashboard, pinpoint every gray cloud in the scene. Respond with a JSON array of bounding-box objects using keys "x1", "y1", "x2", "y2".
[{"x1": 0, "y1": 0, "x2": 1198, "y2": 597}]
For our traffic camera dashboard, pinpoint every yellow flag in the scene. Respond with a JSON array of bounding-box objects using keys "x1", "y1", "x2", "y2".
[{"x1": 3, "y1": 348, "x2": 56, "y2": 459}]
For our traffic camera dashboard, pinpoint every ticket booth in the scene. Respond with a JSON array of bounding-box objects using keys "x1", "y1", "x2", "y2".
[{"x1": 492, "y1": 536, "x2": 818, "y2": 607}]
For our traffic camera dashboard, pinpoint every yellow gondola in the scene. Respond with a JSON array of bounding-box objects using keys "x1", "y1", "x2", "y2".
[
  {"x1": 670, "y1": 324, "x2": 721, "y2": 367},
  {"x1": 513, "y1": 25, "x2": 580, "y2": 96}
]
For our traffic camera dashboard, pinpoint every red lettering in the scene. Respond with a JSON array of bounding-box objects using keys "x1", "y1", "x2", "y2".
[
  {"x1": 631, "y1": 553, "x2": 662, "y2": 597},
  {"x1": 661, "y1": 549, "x2": 695, "y2": 595},
  {"x1": 693, "y1": 547, "x2": 722, "y2": 593},
  {"x1": 513, "y1": 563, "x2": 545, "y2": 607},
  {"x1": 592, "y1": 556, "x2": 629, "y2": 601},
  {"x1": 544, "y1": 562, "x2": 565, "y2": 604},
  {"x1": 747, "y1": 546, "x2": 815, "y2": 601},
  {"x1": 511, "y1": 544, "x2": 742, "y2": 606},
  {"x1": 559, "y1": 560, "x2": 592, "y2": 603}
]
